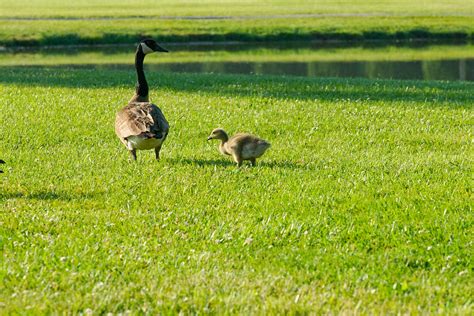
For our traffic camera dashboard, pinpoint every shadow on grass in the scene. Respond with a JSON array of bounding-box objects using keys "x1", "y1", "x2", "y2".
[
  {"x1": 168, "y1": 157, "x2": 235, "y2": 167},
  {"x1": 258, "y1": 160, "x2": 317, "y2": 170},
  {"x1": 169, "y1": 157, "x2": 316, "y2": 170},
  {"x1": 0, "y1": 190, "x2": 103, "y2": 201},
  {"x1": 0, "y1": 66, "x2": 472, "y2": 106}
]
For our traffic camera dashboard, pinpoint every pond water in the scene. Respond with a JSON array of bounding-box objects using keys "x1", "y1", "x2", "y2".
[
  {"x1": 140, "y1": 59, "x2": 472, "y2": 81},
  {"x1": 2, "y1": 42, "x2": 473, "y2": 81}
]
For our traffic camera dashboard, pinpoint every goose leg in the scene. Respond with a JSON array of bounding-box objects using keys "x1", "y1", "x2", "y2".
[
  {"x1": 250, "y1": 158, "x2": 256, "y2": 166},
  {"x1": 154, "y1": 146, "x2": 162, "y2": 161},
  {"x1": 129, "y1": 149, "x2": 137, "y2": 161}
]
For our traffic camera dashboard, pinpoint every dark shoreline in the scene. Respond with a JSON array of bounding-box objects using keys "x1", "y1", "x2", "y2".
[{"x1": 2, "y1": 31, "x2": 473, "y2": 48}]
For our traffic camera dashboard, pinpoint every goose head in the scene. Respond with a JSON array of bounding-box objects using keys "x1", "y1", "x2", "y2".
[
  {"x1": 207, "y1": 128, "x2": 228, "y2": 141},
  {"x1": 139, "y1": 39, "x2": 168, "y2": 55}
]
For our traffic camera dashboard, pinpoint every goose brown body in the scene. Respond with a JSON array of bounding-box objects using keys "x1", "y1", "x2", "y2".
[
  {"x1": 207, "y1": 128, "x2": 271, "y2": 166},
  {"x1": 114, "y1": 39, "x2": 169, "y2": 161},
  {"x1": 115, "y1": 102, "x2": 169, "y2": 150}
]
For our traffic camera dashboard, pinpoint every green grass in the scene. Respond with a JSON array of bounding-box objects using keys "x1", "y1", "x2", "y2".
[
  {"x1": 1, "y1": 0, "x2": 471, "y2": 18},
  {"x1": 1, "y1": 66, "x2": 473, "y2": 313},
  {"x1": 0, "y1": 0, "x2": 473, "y2": 46}
]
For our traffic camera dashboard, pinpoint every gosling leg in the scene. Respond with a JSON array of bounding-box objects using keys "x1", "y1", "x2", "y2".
[
  {"x1": 129, "y1": 149, "x2": 137, "y2": 161},
  {"x1": 232, "y1": 153, "x2": 243, "y2": 167},
  {"x1": 250, "y1": 158, "x2": 257, "y2": 166}
]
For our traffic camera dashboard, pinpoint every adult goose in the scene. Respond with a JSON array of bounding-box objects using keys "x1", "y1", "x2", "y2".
[
  {"x1": 115, "y1": 39, "x2": 169, "y2": 161},
  {"x1": 0, "y1": 159, "x2": 4, "y2": 173}
]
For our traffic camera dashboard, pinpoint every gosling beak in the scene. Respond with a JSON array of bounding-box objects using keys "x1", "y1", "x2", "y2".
[{"x1": 207, "y1": 136, "x2": 212, "y2": 141}]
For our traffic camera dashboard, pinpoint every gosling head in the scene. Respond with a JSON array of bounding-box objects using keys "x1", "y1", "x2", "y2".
[
  {"x1": 139, "y1": 38, "x2": 168, "y2": 55},
  {"x1": 207, "y1": 128, "x2": 228, "y2": 141}
]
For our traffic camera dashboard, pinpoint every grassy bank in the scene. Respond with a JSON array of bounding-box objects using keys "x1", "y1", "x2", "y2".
[
  {"x1": 0, "y1": 0, "x2": 473, "y2": 46},
  {"x1": 1, "y1": 43, "x2": 473, "y2": 66},
  {"x1": 1, "y1": 67, "x2": 472, "y2": 313},
  {"x1": 1, "y1": 16, "x2": 473, "y2": 47}
]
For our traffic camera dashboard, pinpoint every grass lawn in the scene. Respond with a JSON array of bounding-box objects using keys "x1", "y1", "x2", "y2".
[
  {"x1": 0, "y1": 0, "x2": 471, "y2": 18},
  {"x1": 0, "y1": 0, "x2": 473, "y2": 46},
  {"x1": 0, "y1": 66, "x2": 472, "y2": 313}
]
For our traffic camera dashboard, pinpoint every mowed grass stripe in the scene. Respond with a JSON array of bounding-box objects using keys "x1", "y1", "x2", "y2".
[
  {"x1": 1, "y1": 0, "x2": 472, "y2": 18},
  {"x1": 1, "y1": 1, "x2": 473, "y2": 46},
  {"x1": 0, "y1": 68, "x2": 473, "y2": 313}
]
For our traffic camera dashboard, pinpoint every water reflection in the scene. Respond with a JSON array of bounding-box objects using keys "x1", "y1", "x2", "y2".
[
  {"x1": 3, "y1": 41, "x2": 474, "y2": 81},
  {"x1": 139, "y1": 59, "x2": 473, "y2": 81}
]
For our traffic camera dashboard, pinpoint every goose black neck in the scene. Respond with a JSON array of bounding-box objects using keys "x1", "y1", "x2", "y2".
[{"x1": 135, "y1": 49, "x2": 148, "y2": 98}]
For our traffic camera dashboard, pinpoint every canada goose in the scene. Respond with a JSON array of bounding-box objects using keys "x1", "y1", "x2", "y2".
[
  {"x1": 115, "y1": 39, "x2": 169, "y2": 161},
  {"x1": 0, "y1": 159, "x2": 4, "y2": 173},
  {"x1": 207, "y1": 128, "x2": 271, "y2": 166}
]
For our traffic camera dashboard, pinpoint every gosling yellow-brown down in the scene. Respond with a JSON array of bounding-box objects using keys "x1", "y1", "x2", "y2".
[{"x1": 207, "y1": 128, "x2": 271, "y2": 166}]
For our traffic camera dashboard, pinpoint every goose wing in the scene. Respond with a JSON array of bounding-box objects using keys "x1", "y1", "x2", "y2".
[
  {"x1": 115, "y1": 102, "x2": 169, "y2": 141},
  {"x1": 148, "y1": 103, "x2": 169, "y2": 137},
  {"x1": 228, "y1": 134, "x2": 270, "y2": 159},
  {"x1": 226, "y1": 134, "x2": 256, "y2": 153}
]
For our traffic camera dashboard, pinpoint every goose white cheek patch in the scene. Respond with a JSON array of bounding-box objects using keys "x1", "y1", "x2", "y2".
[{"x1": 141, "y1": 43, "x2": 154, "y2": 54}]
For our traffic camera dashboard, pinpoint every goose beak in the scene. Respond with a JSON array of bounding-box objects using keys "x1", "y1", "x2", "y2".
[
  {"x1": 153, "y1": 43, "x2": 169, "y2": 53},
  {"x1": 207, "y1": 136, "x2": 212, "y2": 141}
]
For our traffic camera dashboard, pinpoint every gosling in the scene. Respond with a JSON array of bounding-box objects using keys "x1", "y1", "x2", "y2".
[{"x1": 207, "y1": 128, "x2": 271, "y2": 167}]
